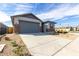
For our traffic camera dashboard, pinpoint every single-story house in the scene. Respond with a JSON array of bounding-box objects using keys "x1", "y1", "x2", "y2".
[
  {"x1": 11, "y1": 13, "x2": 56, "y2": 34},
  {"x1": 0, "y1": 23, "x2": 8, "y2": 34},
  {"x1": 11, "y1": 13, "x2": 43, "y2": 34}
]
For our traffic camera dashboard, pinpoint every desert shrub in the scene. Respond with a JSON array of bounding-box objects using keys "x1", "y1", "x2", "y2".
[
  {"x1": 11, "y1": 41, "x2": 18, "y2": 47},
  {"x1": 5, "y1": 37, "x2": 11, "y2": 41},
  {"x1": 12, "y1": 45, "x2": 28, "y2": 56}
]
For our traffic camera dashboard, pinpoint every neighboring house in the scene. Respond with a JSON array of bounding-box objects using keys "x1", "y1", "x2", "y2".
[
  {"x1": 70, "y1": 27, "x2": 77, "y2": 31},
  {"x1": 0, "y1": 23, "x2": 8, "y2": 34},
  {"x1": 72, "y1": 27, "x2": 77, "y2": 31},
  {"x1": 55, "y1": 27, "x2": 70, "y2": 33},
  {"x1": 76, "y1": 26, "x2": 79, "y2": 31},
  {"x1": 55, "y1": 26, "x2": 79, "y2": 33},
  {"x1": 11, "y1": 13, "x2": 43, "y2": 34},
  {"x1": 43, "y1": 21, "x2": 56, "y2": 32}
]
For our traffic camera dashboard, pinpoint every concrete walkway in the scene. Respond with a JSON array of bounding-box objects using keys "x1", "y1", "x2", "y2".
[
  {"x1": 55, "y1": 33, "x2": 79, "y2": 56},
  {"x1": 19, "y1": 34, "x2": 73, "y2": 56}
]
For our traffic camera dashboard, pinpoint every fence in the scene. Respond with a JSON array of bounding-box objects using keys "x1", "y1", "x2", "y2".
[{"x1": 0, "y1": 27, "x2": 6, "y2": 35}]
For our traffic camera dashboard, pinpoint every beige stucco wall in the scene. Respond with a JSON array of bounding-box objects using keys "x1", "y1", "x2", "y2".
[{"x1": 14, "y1": 17, "x2": 42, "y2": 26}]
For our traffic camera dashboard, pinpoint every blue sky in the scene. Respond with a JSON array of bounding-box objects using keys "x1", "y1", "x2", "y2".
[{"x1": 0, "y1": 3, "x2": 79, "y2": 27}]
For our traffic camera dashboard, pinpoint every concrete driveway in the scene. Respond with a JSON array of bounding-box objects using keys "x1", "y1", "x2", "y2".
[
  {"x1": 19, "y1": 33, "x2": 76, "y2": 56},
  {"x1": 55, "y1": 33, "x2": 79, "y2": 56}
]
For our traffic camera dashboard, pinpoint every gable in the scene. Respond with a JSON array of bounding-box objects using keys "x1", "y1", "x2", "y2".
[{"x1": 11, "y1": 13, "x2": 42, "y2": 22}]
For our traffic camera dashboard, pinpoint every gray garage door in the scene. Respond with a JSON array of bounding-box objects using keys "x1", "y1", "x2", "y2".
[{"x1": 19, "y1": 21, "x2": 40, "y2": 33}]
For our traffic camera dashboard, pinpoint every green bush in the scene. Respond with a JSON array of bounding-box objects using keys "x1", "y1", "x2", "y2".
[
  {"x1": 11, "y1": 41, "x2": 18, "y2": 47},
  {"x1": 12, "y1": 45, "x2": 27, "y2": 56}
]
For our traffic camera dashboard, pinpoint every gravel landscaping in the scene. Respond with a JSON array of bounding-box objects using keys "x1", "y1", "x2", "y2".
[{"x1": 0, "y1": 33, "x2": 31, "y2": 56}]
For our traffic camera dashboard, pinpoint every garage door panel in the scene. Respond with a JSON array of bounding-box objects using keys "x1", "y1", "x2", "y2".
[{"x1": 19, "y1": 21, "x2": 40, "y2": 33}]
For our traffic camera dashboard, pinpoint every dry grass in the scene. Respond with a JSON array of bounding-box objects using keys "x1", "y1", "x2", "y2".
[
  {"x1": 55, "y1": 33, "x2": 78, "y2": 40},
  {"x1": 0, "y1": 33, "x2": 31, "y2": 56}
]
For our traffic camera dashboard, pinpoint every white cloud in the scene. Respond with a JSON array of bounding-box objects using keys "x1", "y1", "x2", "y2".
[
  {"x1": 0, "y1": 11, "x2": 11, "y2": 22},
  {"x1": 65, "y1": 5, "x2": 79, "y2": 16},
  {"x1": 11, "y1": 11, "x2": 28, "y2": 16},
  {"x1": 15, "y1": 4, "x2": 33, "y2": 11},
  {"x1": 36, "y1": 4, "x2": 79, "y2": 21},
  {"x1": 11, "y1": 4, "x2": 33, "y2": 16},
  {"x1": 0, "y1": 11, "x2": 12, "y2": 27}
]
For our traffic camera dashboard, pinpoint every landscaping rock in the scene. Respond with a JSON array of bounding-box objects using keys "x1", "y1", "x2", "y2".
[{"x1": 0, "y1": 44, "x2": 6, "y2": 53}]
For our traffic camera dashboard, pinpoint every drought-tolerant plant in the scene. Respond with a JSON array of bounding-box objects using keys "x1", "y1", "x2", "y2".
[
  {"x1": 12, "y1": 45, "x2": 28, "y2": 56},
  {"x1": 5, "y1": 37, "x2": 11, "y2": 41},
  {"x1": 11, "y1": 41, "x2": 18, "y2": 47}
]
